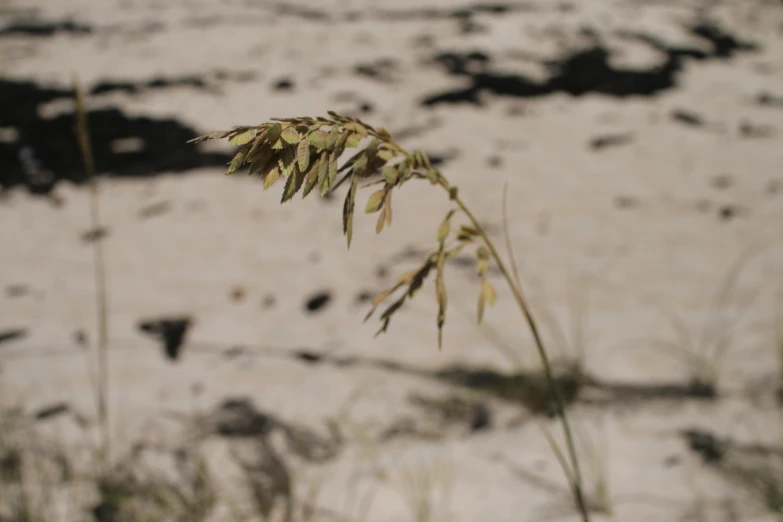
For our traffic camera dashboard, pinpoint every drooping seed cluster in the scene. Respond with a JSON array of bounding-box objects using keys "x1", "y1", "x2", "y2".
[{"x1": 192, "y1": 111, "x2": 497, "y2": 349}]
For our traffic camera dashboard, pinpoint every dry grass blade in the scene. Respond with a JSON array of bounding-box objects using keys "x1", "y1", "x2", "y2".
[
  {"x1": 776, "y1": 278, "x2": 783, "y2": 403},
  {"x1": 435, "y1": 252, "x2": 447, "y2": 351},
  {"x1": 392, "y1": 456, "x2": 453, "y2": 522},
  {"x1": 343, "y1": 176, "x2": 359, "y2": 248},
  {"x1": 72, "y1": 74, "x2": 111, "y2": 470},
  {"x1": 647, "y1": 248, "x2": 761, "y2": 391}
]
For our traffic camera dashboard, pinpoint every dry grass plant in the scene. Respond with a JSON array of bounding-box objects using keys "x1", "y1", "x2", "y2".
[
  {"x1": 389, "y1": 453, "x2": 454, "y2": 522},
  {"x1": 645, "y1": 250, "x2": 759, "y2": 395},
  {"x1": 192, "y1": 112, "x2": 592, "y2": 521}
]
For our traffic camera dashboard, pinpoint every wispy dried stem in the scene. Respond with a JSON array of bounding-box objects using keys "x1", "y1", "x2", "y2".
[
  {"x1": 72, "y1": 75, "x2": 110, "y2": 471},
  {"x1": 192, "y1": 112, "x2": 591, "y2": 521}
]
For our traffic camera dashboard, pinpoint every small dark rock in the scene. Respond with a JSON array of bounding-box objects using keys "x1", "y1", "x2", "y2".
[
  {"x1": 230, "y1": 286, "x2": 246, "y2": 303},
  {"x1": 0, "y1": 20, "x2": 92, "y2": 37},
  {"x1": 757, "y1": 91, "x2": 783, "y2": 108},
  {"x1": 719, "y1": 204, "x2": 743, "y2": 221},
  {"x1": 137, "y1": 316, "x2": 192, "y2": 361},
  {"x1": 294, "y1": 350, "x2": 323, "y2": 364},
  {"x1": 0, "y1": 328, "x2": 27, "y2": 345},
  {"x1": 356, "y1": 290, "x2": 374, "y2": 304},
  {"x1": 273, "y1": 78, "x2": 294, "y2": 91},
  {"x1": 487, "y1": 155, "x2": 503, "y2": 168},
  {"x1": 682, "y1": 429, "x2": 725, "y2": 464},
  {"x1": 672, "y1": 109, "x2": 704, "y2": 127},
  {"x1": 81, "y1": 227, "x2": 110, "y2": 242},
  {"x1": 590, "y1": 132, "x2": 633, "y2": 150},
  {"x1": 470, "y1": 403, "x2": 492, "y2": 431},
  {"x1": 73, "y1": 329, "x2": 87, "y2": 346},
  {"x1": 305, "y1": 291, "x2": 332, "y2": 313},
  {"x1": 33, "y1": 402, "x2": 70, "y2": 421}
]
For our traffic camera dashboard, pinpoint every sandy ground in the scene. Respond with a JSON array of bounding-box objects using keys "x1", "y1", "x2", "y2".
[{"x1": 1, "y1": 0, "x2": 783, "y2": 521}]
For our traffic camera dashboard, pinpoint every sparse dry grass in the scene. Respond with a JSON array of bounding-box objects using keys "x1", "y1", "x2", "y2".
[{"x1": 646, "y1": 250, "x2": 759, "y2": 395}]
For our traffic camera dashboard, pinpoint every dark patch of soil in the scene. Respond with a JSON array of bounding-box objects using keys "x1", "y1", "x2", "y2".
[
  {"x1": 0, "y1": 79, "x2": 232, "y2": 196},
  {"x1": 423, "y1": 21, "x2": 757, "y2": 106},
  {"x1": 683, "y1": 429, "x2": 726, "y2": 463},
  {"x1": 435, "y1": 365, "x2": 583, "y2": 417},
  {"x1": 589, "y1": 378, "x2": 718, "y2": 402},
  {"x1": 90, "y1": 76, "x2": 209, "y2": 96},
  {"x1": 0, "y1": 19, "x2": 92, "y2": 37}
]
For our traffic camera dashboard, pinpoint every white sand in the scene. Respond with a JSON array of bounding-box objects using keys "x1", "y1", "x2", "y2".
[{"x1": 1, "y1": 0, "x2": 782, "y2": 520}]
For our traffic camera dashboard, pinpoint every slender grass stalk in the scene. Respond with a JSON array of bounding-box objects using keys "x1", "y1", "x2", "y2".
[
  {"x1": 776, "y1": 278, "x2": 783, "y2": 403},
  {"x1": 72, "y1": 75, "x2": 110, "y2": 471},
  {"x1": 192, "y1": 113, "x2": 590, "y2": 521},
  {"x1": 451, "y1": 187, "x2": 589, "y2": 520}
]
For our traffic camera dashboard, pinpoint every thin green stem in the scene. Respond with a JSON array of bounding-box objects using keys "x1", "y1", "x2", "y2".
[{"x1": 446, "y1": 184, "x2": 590, "y2": 521}]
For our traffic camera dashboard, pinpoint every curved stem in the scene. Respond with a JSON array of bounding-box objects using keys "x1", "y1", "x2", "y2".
[{"x1": 449, "y1": 187, "x2": 590, "y2": 521}]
